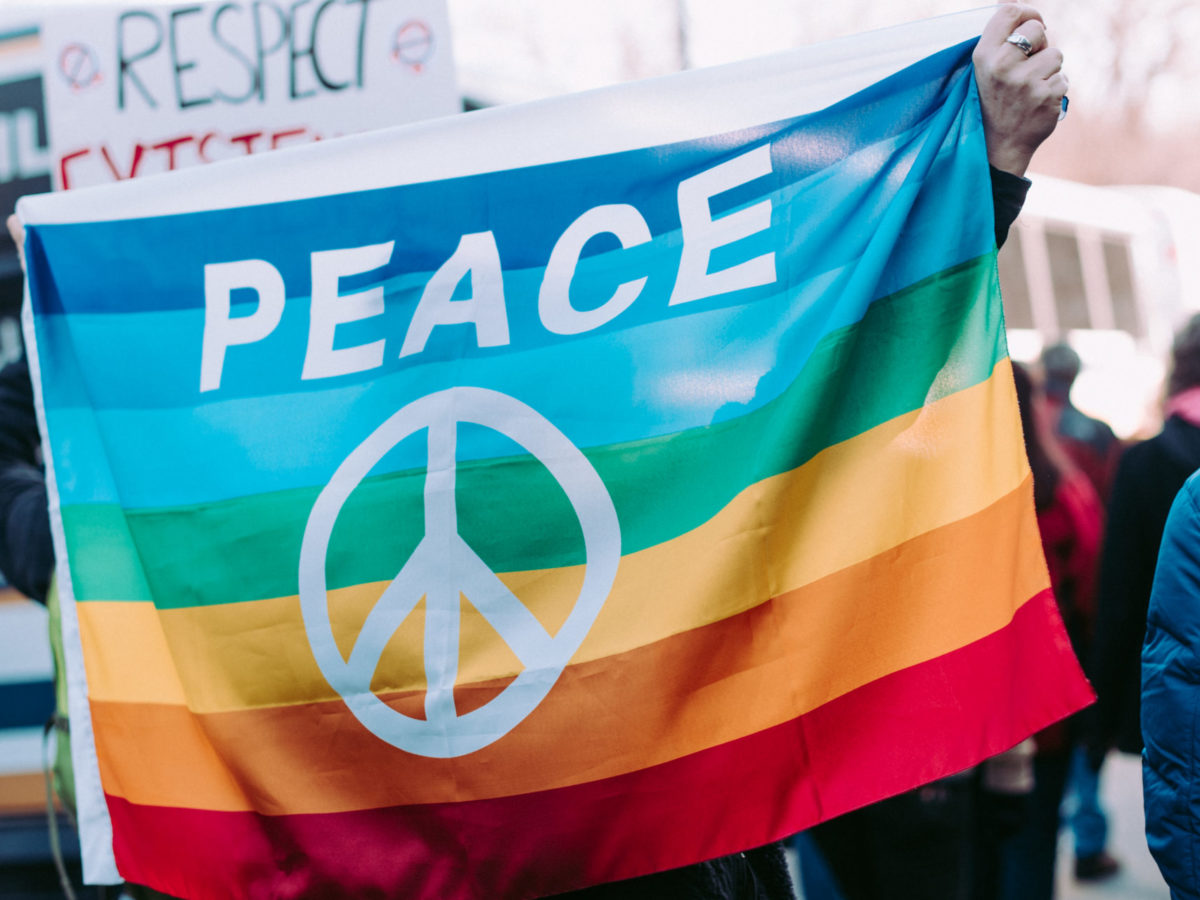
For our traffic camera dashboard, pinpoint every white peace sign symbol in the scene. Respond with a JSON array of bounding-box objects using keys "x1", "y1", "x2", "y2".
[{"x1": 299, "y1": 387, "x2": 620, "y2": 758}]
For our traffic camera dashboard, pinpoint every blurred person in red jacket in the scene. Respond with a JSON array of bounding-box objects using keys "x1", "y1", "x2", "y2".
[
  {"x1": 1037, "y1": 341, "x2": 1123, "y2": 882},
  {"x1": 1040, "y1": 342, "x2": 1121, "y2": 502},
  {"x1": 984, "y1": 363, "x2": 1103, "y2": 900}
]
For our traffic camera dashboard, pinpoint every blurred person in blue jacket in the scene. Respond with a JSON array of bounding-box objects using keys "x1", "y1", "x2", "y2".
[{"x1": 1143, "y1": 469, "x2": 1200, "y2": 899}]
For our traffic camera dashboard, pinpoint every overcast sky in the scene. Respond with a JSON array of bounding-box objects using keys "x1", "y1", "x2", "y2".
[
  {"x1": 447, "y1": 0, "x2": 1194, "y2": 131},
  {"x1": 4, "y1": 0, "x2": 1192, "y2": 129},
  {"x1": 448, "y1": 0, "x2": 972, "y2": 101}
]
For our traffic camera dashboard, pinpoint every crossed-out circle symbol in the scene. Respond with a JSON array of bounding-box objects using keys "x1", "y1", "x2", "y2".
[
  {"x1": 390, "y1": 20, "x2": 434, "y2": 71},
  {"x1": 299, "y1": 387, "x2": 620, "y2": 758},
  {"x1": 59, "y1": 43, "x2": 102, "y2": 92}
]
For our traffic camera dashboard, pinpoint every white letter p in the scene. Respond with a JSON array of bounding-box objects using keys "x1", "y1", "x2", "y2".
[{"x1": 200, "y1": 259, "x2": 286, "y2": 392}]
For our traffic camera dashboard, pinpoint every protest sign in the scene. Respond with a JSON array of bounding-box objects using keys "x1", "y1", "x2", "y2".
[
  {"x1": 42, "y1": 0, "x2": 457, "y2": 189},
  {"x1": 20, "y1": 9, "x2": 1092, "y2": 898},
  {"x1": 0, "y1": 20, "x2": 49, "y2": 281}
]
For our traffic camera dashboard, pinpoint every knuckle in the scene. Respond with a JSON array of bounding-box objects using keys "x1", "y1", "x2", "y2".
[
  {"x1": 1036, "y1": 84, "x2": 1058, "y2": 105},
  {"x1": 975, "y1": 49, "x2": 1005, "y2": 74}
]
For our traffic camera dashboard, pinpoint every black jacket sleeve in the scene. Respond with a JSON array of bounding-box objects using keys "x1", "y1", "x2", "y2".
[
  {"x1": 1089, "y1": 443, "x2": 1160, "y2": 755},
  {"x1": 0, "y1": 356, "x2": 52, "y2": 603},
  {"x1": 991, "y1": 165, "x2": 1031, "y2": 249}
]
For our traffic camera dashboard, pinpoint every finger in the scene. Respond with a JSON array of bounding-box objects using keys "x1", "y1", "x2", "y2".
[
  {"x1": 1008, "y1": 19, "x2": 1047, "y2": 56},
  {"x1": 5, "y1": 214, "x2": 21, "y2": 248},
  {"x1": 1045, "y1": 71, "x2": 1069, "y2": 98},
  {"x1": 5, "y1": 214, "x2": 24, "y2": 274},
  {"x1": 980, "y1": 4, "x2": 1046, "y2": 50},
  {"x1": 1029, "y1": 47, "x2": 1064, "y2": 78}
]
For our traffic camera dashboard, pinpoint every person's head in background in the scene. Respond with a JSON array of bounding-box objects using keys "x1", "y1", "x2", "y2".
[
  {"x1": 1168, "y1": 313, "x2": 1200, "y2": 400},
  {"x1": 1040, "y1": 341, "x2": 1081, "y2": 406}
]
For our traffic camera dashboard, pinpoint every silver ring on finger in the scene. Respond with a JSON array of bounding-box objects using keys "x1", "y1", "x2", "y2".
[{"x1": 1005, "y1": 32, "x2": 1035, "y2": 57}]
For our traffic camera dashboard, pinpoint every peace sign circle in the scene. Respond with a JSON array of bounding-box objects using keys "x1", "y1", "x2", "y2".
[{"x1": 299, "y1": 387, "x2": 620, "y2": 758}]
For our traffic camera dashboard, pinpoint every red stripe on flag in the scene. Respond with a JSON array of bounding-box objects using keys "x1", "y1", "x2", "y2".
[{"x1": 107, "y1": 589, "x2": 1090, "y2": 900}]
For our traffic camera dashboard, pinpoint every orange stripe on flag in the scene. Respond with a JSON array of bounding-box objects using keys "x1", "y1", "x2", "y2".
[
  {"x1": 90, "y1": 478, "x2": 1048, "y2": 814},
  {"x1": 102, "y1": 589, "x2": 1091, "y2": 900}
]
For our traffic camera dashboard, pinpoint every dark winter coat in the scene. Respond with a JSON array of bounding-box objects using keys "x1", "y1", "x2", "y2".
[
  {"x1": 0, "y1": 357, "x2": 51, "y2": 602},
  {"x1": 1091, "y1": 416, "x2": 1200, "y2": 755}
]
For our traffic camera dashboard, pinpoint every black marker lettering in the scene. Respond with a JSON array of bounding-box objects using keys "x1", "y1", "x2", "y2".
[
  {"x1": 252, "y1": 1, "x2": 289, "y2": 102},
  {"x1": 212, "y1": 3, "x2": 258, "y2": 104},
  {"x1": 117, "y1": 10, "x2": 163, "y2": 110},
  {"x1": 170, "y1": 6, "x2": 212, "y2": 110}
]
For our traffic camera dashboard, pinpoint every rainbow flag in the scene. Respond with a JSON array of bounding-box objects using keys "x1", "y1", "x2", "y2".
[{"x1": 21, "y1": 9, "x2": 1090, "y2": 898}]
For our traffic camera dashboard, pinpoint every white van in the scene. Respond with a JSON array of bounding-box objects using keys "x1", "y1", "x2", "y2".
[{"x1": 998, "y1": 174, "x2": 1200, "y2": 439}]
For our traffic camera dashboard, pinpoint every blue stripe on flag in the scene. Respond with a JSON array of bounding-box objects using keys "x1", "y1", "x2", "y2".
[
  {"x1": 33, "y1": 43, "x2": 991, "y2": 510},
  {"x1": 28, "y1": 40, "x2": 973, "y2": 318},
  {"x1": 36, "y1": 103, "x2": 985, "y2": 417}
]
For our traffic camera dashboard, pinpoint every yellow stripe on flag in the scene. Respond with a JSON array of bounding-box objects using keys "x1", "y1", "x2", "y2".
[{"x1": 79, "y1": 360, "x2": 1027, "y2": 712}]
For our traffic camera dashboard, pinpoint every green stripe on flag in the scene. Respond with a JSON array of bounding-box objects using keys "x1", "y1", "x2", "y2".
[{"x1": 62, "y1": 255, "x2": 1004, "y2": 609}]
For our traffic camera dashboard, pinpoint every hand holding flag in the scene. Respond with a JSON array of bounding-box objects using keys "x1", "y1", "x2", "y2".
[{"x1": 974, "y1": 3, "x2": 1069, "y2": 176}]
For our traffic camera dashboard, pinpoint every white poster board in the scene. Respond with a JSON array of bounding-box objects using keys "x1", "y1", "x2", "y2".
[{"x1": 42, "y1": 0, "x2": 457, "y2": 189}]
